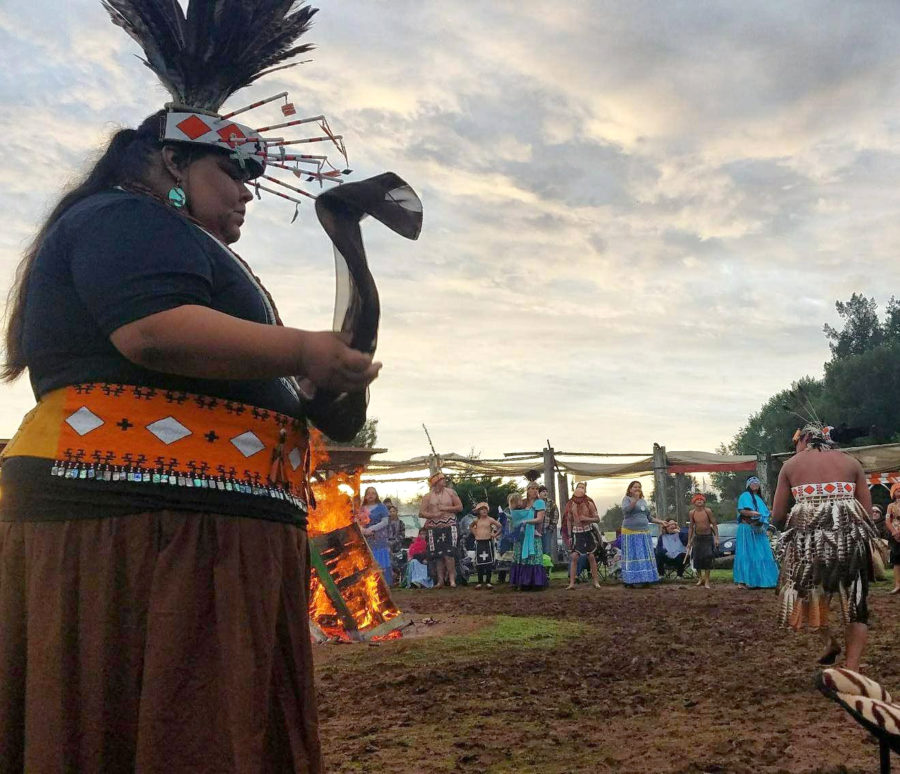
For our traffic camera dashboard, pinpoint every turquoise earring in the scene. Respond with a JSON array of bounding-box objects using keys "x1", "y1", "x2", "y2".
[{"x1": 167, "y1": 183, "x2": 186, "y2": 208}]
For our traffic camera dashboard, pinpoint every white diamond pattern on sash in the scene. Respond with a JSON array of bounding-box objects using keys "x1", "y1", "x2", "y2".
[
  {"x1": 65, "y1": 406, "x2": 104, "y2": 436},
  {"x1": 231, "y1": 430, "x2": 265, "y2": 457},
  {"x1": 146, "y1": 416, "x2": 192, "y2": 445},
  {"x1": 288, "y1": 447, "x2": 302, "y2": 470}
]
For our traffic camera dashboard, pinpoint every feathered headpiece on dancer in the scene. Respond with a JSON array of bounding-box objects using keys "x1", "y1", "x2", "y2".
[
  {"x1": 102, "y1": 0, "x2": 346, "y2": 196},
  {"x1": 103, "y1": 0, "x2": 423, "y2": 441}
]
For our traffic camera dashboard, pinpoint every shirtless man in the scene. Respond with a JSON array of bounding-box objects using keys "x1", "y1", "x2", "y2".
[
  {"x1": 772, "y1": 424, "x2": 875, "y2": 671},
  {"x1": 686, "y1": 494, "x2": 718, "y2": 589},
  {"x1": 418, "y1": 472, "x2": 463, "y2": 588},
  {"x1": 469, "y1": 502, "x2": 502, "y2": 588},
  {"x1": 563, "y1": 482, "x2": 602, "y2": 590}
]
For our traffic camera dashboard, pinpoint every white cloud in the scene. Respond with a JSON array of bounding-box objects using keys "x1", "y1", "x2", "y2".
[{"x1": 2, "y1": 0, "x2": 900, "y2": 504}]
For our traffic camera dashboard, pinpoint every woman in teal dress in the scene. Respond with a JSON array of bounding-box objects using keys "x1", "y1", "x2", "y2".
[
  {"x1": 509, "y1": 484, "x2": 549, "y2": 590},
  {"x1": 734, "y1": 476, "x2": 779, "y2": 588}
]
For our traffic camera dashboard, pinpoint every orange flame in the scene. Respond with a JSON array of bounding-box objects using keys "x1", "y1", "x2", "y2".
[{"x1": 307, "y1": 429, "x2": 402, "y2": 640}]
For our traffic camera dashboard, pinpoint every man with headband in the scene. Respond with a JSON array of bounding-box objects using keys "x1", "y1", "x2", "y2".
[
  {"x1": 563, "y1": 482, "x2": 602, "y2": 589},
  {"x1": 686, "y1": 493, "x2": 718, "y2": 589},
  {"x1": 418, "y1": 472, "x2": 463, "y2": 587}
]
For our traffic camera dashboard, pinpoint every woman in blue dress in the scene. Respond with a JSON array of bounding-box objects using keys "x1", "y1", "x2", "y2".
[
  {"x1": 621, "y1": 480, "x2": 667, "y2": 587},
  {"x1": 734, "y1": 476, "x2": 779, "y2": 588},
  {"x1": 360, "y1": 486, "x2": 392, "y2": 584}
]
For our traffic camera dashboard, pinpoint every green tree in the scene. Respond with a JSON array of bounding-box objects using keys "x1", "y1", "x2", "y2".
[
  {"x1": 819, "y1": 342, "x2": 900, "y2": 443},
  {"x1": 884, "y1": 297, "x2": 900, "y2": 344},
  {"x1": 449, "y1": 473, "x2": 520, "y2": 516},
  {"x1": 600, "y1": 504, "x2": 623, "y2": 532},
  {"x1": 823, "y1": 293, "x2": 883, "y2": 360}
]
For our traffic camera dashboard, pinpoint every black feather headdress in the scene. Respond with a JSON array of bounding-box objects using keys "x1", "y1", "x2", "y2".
[
  {"x1": 102, "y1": 0, "x2": 317, "y2": 113},
  {"x1": 101, "y1": 0, "x2": 349, "y2": 193}
]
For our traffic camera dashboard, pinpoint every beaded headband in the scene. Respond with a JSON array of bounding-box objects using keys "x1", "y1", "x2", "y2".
[{"x1": 104, "y1": 1, "x2": 348, "y2": 217}]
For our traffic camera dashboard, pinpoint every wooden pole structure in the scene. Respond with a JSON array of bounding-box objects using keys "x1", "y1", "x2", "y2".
[
  {"x1": 557, "y1": 473, "x2": 569, "y2": 506},
  {"x1": 543, "y1": 444, "x2": 557, "y2": 562},
  {"x1": 653, "y1": 443, "x2": 669, "y2": 520},
  {"x1": 674, "y1": 473, "x2": 688, "y2": 526},
  {"x1": 755, "y1": 452, "x2": 769, "y2": 500},
  {"x1": 543, "y1": 445, "x2": 556, "y2": 504}
]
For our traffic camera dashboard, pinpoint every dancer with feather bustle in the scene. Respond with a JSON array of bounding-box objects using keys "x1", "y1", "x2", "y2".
[{"x1": 772, "y1": 424, "x2": 878, "y2": 671}]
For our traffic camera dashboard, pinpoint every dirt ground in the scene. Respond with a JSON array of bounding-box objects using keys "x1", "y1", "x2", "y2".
[{"x1": 314, "y1": 578, "x2": 900, "y2": 773}]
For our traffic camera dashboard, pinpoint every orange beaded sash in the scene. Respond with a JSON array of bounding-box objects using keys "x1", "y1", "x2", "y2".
[{"x1": 1, "y1": 383, "x2": 309, "y2": 510}]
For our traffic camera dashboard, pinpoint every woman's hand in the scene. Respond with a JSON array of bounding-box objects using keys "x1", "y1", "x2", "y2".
[
  {"x1": 111, "y1": 305, "x2": 381, "y2": 387},
  {"x1": 298, "y1": 331, "x2": 381, "y2": 393}
]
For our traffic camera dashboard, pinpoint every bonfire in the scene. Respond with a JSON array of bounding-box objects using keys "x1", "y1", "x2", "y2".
[{"x1": 307, "y1": 430, "x2": 405, "y2": 641}]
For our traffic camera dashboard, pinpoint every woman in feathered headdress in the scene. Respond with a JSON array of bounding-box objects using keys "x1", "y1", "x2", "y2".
[{"x1": 0, "y1": 2, "x2": 399, "y2": 769}]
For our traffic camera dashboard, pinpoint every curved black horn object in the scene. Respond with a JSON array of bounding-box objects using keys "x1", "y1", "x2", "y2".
[{"x1": 304, "y1": 172, "x2": 422, "y2": 441}]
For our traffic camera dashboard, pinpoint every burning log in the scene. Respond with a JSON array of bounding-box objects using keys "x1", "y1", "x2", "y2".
[{"x1": 307, "y1": 431, "x2": 406, "y2": 641}]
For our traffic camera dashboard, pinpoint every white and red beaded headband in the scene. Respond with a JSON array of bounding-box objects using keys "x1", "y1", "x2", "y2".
[
  {"x1": 104, "y1": 0, "x2": 349, "y2": 218},
  {"x1": 163, "y1": 96, "x2": 350, "y2": 216}
]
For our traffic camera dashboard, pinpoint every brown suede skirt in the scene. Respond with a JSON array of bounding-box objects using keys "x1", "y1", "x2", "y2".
[{"x1": 0, "y1": 511, "x2": 322, "y2": 773}]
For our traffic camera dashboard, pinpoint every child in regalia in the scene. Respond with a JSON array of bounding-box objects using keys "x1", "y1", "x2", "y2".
[{"x1": 469, "y1": 502, "x2": 502, "y2": 588}]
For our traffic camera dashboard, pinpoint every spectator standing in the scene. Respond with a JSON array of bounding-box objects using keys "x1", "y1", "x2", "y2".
[
  {"x1": 509, "y1": 485, "x2": 549, "y2": 590},
  {"x1": 538, "y1": 484, "x2": 560, "y2": 559},
  {"x1": 495, "y1": 505, "x2": 515, "y2": 583},
  {"x1": 871, "y1": 505, "x2": 886, "y2": 538},
  {"x1": 360, "y1": 487, "x2": 391, "y2": 584},
  {"x1": 563, "y1": 482, "x2": 602, "y2": 590},
  {"x1": 734, "y1": 477, "x2": 779, "y2": 589},
  {"x1": 886, "y1": 485, "x2": 900, "y2": 595},
  {"x1": 418, "y1": 472, "x2": 463, "y2": 588},
  {"x1": 387, "y1": 504, "x2": 405, "y2": 551},
  {"x1": 686, "y1": 494, "x2": 718, "y2": 588},
  {"x1": 621, "y1": 481, "x2": 666, "y2": 587}
]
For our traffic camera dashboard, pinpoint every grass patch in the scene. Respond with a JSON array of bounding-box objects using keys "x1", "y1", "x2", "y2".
[
  {"x1": 317, "y1": 614, "x2": 589, "y2": 675},
  {"x1": 435, "y1": 613, "x2": 586, "y2": 651}
]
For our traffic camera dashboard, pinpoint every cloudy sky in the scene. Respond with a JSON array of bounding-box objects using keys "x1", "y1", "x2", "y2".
[{"x1": 3, "y1": 1, "x2": 900, "y2": 509}]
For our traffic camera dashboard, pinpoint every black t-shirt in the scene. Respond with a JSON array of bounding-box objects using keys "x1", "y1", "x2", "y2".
[{"x1": 1, "y1": 190, "x2": 306, "y2": 524}]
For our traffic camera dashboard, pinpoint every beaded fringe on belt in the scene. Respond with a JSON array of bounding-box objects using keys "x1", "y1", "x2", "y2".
[{"x1": 0, "y1": 383, "x2": 310, "y2": 510}]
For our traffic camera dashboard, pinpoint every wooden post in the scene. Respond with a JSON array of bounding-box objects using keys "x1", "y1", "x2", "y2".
[
  {"x1": 557, "y1": 473, "x2": 569, "y2": 505},
  {"x1": 555, "y1": 473, "x2": 569, "y2": 563},
  {"x1": 543, "y1": 445, "x2": 556, "y2": 504},
  {"x1": 756, "y1": 453, "x2": 769, "y2": 500},
  {"x1": 675, "y1": 473, "x2": 688, "y2": 526},
  {"x1": 653, "y1": 444, "x2": 669, "y2": 520},
  {"x1": 543, "y1": 446, "x2": 556, "y2": 561}
]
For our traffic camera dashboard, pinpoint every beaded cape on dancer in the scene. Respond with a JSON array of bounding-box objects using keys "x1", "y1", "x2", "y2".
[{"x1": 772, "y1": 423, "x2": 878, "y2": 671}]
